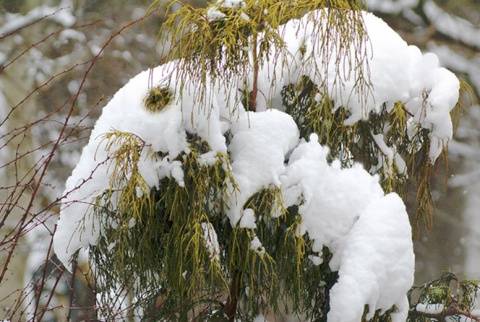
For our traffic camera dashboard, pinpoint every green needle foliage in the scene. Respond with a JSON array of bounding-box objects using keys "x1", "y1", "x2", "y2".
[
  {"x1": 144, "y1": 87, "x2": 173, "y2": 113},
  {"x1": 92, "y1": 132, "x2": 235, "y2": 319},
  {"x1": 407, "y1": 272, "x2": 480, "y2": 322},
  {"x1": 91, "y1": 130, "x2": 336, "y2": 319},
  {"x1": 84, "y1": 0, "x2": 469, "y2": 320},
  {"x1": 150, "y1": 0, "x2": 367, "y2": 111}
]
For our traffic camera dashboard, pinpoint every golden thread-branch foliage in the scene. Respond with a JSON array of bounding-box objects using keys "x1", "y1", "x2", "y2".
[
  {"x1": 408, "y1": 271, "x2": 480, "y2": 322},
  {"x1": 143, "y1": 86, "x2": 173, "y2": 113},
  {"x1": 92, "y1": 132, "x2": 235, "y2": 318},
  {"x1": 90, "y1": 131, "x2": 349, "y2": 318},
  {"x1": 86, "y1": 0, "x2": 468, "y2": 319},
  {"x1": 90, "y1": 129, "x2": 335, "y2": 319},
  {"x1": 148, "y1": 0, "x2": 367, "y2": 111}
]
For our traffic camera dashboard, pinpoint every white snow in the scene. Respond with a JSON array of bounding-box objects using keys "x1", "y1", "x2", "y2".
[
  {"x1": 53, "y1": 7, "x2": 462, "y2": 321},
  {"x1": 371, "y1": 133, "x2": 406, "y2": 174},
  {"x1": 207, "y1": 7, "x2": 226, "y2": 21},
  {"x1": 227, "y1": 109, "x2": 299, "y2": 226},
  {"x1": 54, "y1": 61, "x2": 229, "y2": 268},
  {"x1": 239, "y1": 208, "x2": 257, "y2": 229},
  {"x1": 281, "y1": 134, "x2": 385, "y2": 256},
  {"x1": 250, "y1": 235, "x2": 265, "y2": 256},
  {"x1": 281, "y1": 134, "x2": 414, "y2": 320},
  {"x1": 255, "y1": 9, "x2": 459, "y2": 163},
  {"x1": 328, "y1": 194, "x2": 414, "y2": 322},
  {"x1": 201, "y1": 222, "x2": 221, "y2": 262},
  {"x1": 415, "y1": 303, "x2": 444, "y2": 314}
]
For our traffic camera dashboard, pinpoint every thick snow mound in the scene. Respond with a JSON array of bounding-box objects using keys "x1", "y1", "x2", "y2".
[{"x1": 328, "y1": 193, "x2": 414, "y2": 322}]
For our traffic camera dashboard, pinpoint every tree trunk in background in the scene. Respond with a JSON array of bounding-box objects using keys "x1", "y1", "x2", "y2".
[
  {"x1": 457, "y1": 109, "x2": 480, "y2": 278},
  {"x1": 0, "y1": 53, "x2": 37, "y2": 320},
  {"x1": 463, "y1": 168, "x2": 480, "y2": 278}
]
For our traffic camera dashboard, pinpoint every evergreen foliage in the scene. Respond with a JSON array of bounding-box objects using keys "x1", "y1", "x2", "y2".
[
  {"x1": 150, "y1": 0, "x2": 466, "y2": 232},
  {"x1": 408, "y1": 272, "x2": 480, "y2": 321},
  {"x1": 75, "y1": 0, "x2": 466, "y2": 320},
  {"x1": 144, "y1": 87, "x2": 173, "y2": 113}
]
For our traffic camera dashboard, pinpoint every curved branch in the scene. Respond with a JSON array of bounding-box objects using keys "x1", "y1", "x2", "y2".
[{"x1": 411, "y1": 307, "x2": 480, "y2": 322}]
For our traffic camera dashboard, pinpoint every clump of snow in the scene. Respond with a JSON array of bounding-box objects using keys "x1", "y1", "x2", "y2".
[
  {"x1": 207, "y1": 7, "x2": 227, "y2": 21},
  {"x1": 227, "y1": 109, "x2": 299, "y2": 226},
  {"x1": 308, "y1": 254, "x2": 323, "y2": 266},
  {"x1": 207, "y1": 0, "x2": 247, "y2": 21},
  {"x1": 281, "y1": 134, "x2": 385, "y2": 255},
  {"x1": 239, "y1": 208, "x2": 257, "y2": 229},
  {"x1": 405, "y1": 49, "x2": 460, "y2": 160},
  {"x1": 415, "y1": 303, "x2": 444, "y2": 314},
  {"x1": 328, "y1": 194, "x2": 414, "y2": 322},
  {"x1": 281, "y1": 134, "x2": 414, "y2": 320},
  {"x1": 250, "y1": 9, "x2": 459, "y2": 162},
  {"x1": 250, "y1": 235, "x2": 265, "y2": 256},
  {"x1": 305, "y1": 11, "x2": 411, "y2": 124},
  {"x1": 371, "y1": 133, "x2": 406, "y2": 174},
  {"x1": 202, "y1": 222, "x2": 221, "y2": 262}
]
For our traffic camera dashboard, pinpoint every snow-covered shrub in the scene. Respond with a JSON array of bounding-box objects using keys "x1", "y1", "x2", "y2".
[{"x1": 54, "y1": 0, "x2": 462, "y2": 320}]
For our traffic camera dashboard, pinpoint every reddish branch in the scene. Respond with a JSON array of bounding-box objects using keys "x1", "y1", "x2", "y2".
[
  {"x1": 0, "y1": 8, "x2": 64, "y2": 40},
  {"x1": 411, "y1": 308, "x2": 480, "y2": 322},
  {"x1": 0, "y1": 8, "x2": 157, "y2": 285}
]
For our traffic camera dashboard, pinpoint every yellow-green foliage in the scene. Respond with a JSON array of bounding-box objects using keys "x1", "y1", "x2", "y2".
[
  {"x1": 143, "y1": 86, "x2": 173, "y2": 113},
  {"x1": 92, "y1": 132, "x2": 236, "y2": 318},
  {"x1": 147, "y1": 0, "x2": 465, "y2": 233},
  {"x1": 147, "y1": 0, "x2": 366, "y2": 110},
  {"x1": 91, "y1": 130, "x2": 338, "y2": 319},
  {"x1": 408, "y1": 271, "x2": 480, "y2": 321},
  {"x1": 88, "y1": 0, "x2": 468, "y2": 320}
]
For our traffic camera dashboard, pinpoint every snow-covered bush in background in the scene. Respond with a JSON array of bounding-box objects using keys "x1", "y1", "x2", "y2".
[{"x1": 54, "y1": 2, "x2": 460, "y2": 321}]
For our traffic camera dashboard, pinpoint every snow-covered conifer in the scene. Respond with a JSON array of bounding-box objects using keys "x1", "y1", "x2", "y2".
[{"x1": 54, "y1": 0, "x2": 462, "y2": 320}]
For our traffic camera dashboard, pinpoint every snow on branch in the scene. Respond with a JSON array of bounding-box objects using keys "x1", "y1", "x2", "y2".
[{"x1": 53, "y1": 5, "x2": 461, "y2": 321}]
